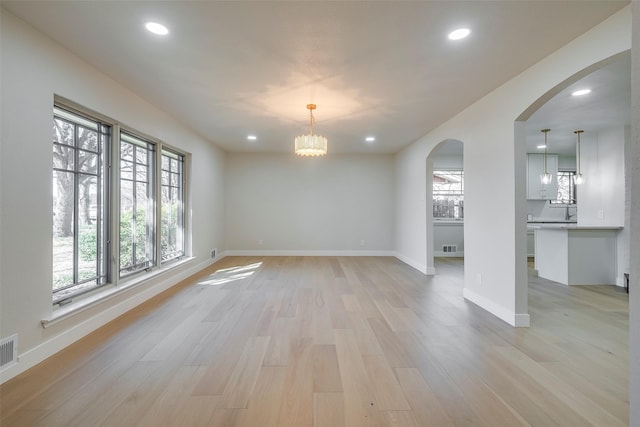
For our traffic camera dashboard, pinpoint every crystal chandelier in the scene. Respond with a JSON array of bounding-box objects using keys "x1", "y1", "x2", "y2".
[{"x1": 295, "y1": 104, "x2": 327, "y2": 157}]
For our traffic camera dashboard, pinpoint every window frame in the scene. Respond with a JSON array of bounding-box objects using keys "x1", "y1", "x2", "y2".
[
  {"x1": 52, "y1": 104, "x2": 112, "y2": 304},
  {"x1": 52, "y1": 97, "x2": 191, "y2": 307},
  {"x1": 160, "y1": 148, "x2": 186, "y2": 263},
  {"x1": 118, "y1": 131, "x2": 158, "y2": 277},
  {"x1": 432, "y1": 169, "x2": 464, "y2": 220}
]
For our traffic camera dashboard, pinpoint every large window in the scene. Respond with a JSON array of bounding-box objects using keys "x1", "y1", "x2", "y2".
[
  {"x1": 161, "y1": 150, "x2": 185, "y2": 262},
  {"x1": 433, "y1": 170, "x2": 464, "y2": 220},
  {"x1": 52, "y1": 106, "x2": 110, "y2": 303},
  {"x1": 120, "y1": 132, "x2": 156, "y2": 276},
  {"x1": 52, "y1": 100, "x2": 189, "y2": 305}
]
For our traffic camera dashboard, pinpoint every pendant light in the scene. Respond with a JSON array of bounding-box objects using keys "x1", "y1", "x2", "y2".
[
  {"x1": 294, "y1": 104, "x2": 327, "y2": 157},
  {"x1": 574, "y1": 130, "x2": 584, "y2": 185},
  {"x1": 540, "y1": 129, "x2": 552, "y2": 184}
]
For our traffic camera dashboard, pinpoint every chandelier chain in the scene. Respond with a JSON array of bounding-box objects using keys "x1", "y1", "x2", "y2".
[{"x1": 309, "y1": 109, "x2": 315, "y2": 136}]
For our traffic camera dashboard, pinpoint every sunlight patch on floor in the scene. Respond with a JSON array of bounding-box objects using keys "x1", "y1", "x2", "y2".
[{"x1": 197, "y1": 262, "x2": 263, "y2": 286}]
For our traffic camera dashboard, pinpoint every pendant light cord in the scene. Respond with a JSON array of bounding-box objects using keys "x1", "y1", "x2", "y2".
[
  {"x1": 541, "y1": 129, "x2": 550, "y2": 174},
  {"x1": 575, "y1": 130, "x2": 582, "y2": 175}
]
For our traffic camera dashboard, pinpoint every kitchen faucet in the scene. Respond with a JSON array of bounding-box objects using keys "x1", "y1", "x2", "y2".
[{"x1": 565, "y1": 205, "x2": 576, "y2": 221}]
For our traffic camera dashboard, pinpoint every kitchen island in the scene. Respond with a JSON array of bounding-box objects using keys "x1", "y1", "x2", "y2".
[{"x1": 531, "y1": 224, "x2": 622, "y2": 285}]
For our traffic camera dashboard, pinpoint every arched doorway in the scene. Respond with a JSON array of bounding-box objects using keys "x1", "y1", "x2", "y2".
[
  {"x1": 426, "y1": 139, "x2": 464, "y2": 275},
  {"x1": 515, "y1": 51, "x2": 631, "y2": 314}
]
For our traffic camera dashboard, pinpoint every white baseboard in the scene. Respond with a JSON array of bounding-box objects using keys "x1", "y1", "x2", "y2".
[
  {"x1": 616, "y1": 275, "x2": 629, "y2": 288},
  {"x1": 0, "y1": 256, "x2": 225, "y2": 385},
  {"x1": 433, "y1": 251, "x2": 465, "y2": 257},
  {"x1": 463, "y1": 287, "x2": 530, "y2": 327},
  {"x1": 224, "y1": 249, "x2": 434, "y2": 277},
  {"x1": 223, "y1": 249, "x2": 395, "y2": 257},
  {"x1": 392, "y1": 252, "x2": 431, "y2": 275},
  {"x1": 513, "y1": 313, "x2": 531, "y2": 327}
]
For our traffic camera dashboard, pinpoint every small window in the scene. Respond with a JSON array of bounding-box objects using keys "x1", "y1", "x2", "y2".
[
  {"x1": 551, "y1": 171, "x2": 576, "y2": 204},
  {"x1": 433, "y1": 170, "x2": 464, "y2": 220}
]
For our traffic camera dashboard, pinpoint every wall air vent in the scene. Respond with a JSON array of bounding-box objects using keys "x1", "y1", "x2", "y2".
[
  {"x1": 0, "y1": 334, "x2": 18, "y2": 370},
  {"x1": 442, "y1": 245, "x2": 458, "y2": 253}
]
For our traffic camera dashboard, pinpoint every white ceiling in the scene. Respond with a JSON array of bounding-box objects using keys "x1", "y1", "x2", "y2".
[
  {"x1": 2, "y1": 1, "x2": 630, "y2": 155},
  {"x1": 525, "y1": 53, "x2": 631, "y2": 156}
]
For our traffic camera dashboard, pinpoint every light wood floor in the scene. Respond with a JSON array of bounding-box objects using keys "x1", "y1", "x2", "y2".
[{"x1": 0, "y1": 257, "x2": 629, "y2": 426}]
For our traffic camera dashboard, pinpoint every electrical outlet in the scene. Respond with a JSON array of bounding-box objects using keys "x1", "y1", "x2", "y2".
[
  {"x1": 476, "y1": 273, "x2": 483, "y2": 286},
  {"x1": 360, "y1": 240, "x2": 365, "y2": 246},
  {"x1": 597, "y1": 210, "x2": 605, "y2": 220},
  {"x1": 211, "y1": 248, "x2": 217, "y2": 259},
  {"x1": 258, "y1": 239, "x2": 263, "y2": 245}
]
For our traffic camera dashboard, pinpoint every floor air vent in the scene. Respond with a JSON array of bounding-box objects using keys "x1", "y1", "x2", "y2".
[
  {"x1": 442, "y1": 245, "x2": 457, "y2": 253},
  {"x1": 0, "y1": 334, "x2": 18, "y2": 370}
]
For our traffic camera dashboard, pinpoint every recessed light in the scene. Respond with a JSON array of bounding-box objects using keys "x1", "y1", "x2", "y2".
[
  {"x1": 572, "y1": 89, "x2": 591, "y2": 97},
  {"x1": 448, "y1": 28, "x2": 470, "y2": 40},
  {"x1": 365, "y1": 136, "x2": 376, "y2": 142},
  {"x1": 145, "y1": 22, "x2": 169, "y2": 36},
  {"x1": 537, "y1": 144, "x2": 547, "y2": 149},
  {"x1": 247, "y1": 135, "x2": 257, "y2": 140}
]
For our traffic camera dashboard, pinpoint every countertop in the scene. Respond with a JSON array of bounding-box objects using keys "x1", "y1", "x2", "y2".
[
  {"x1": 527, "y1": 221, "x2": 577, "y2": 224},
  {"x1": 527, "y1": 221, "x2": 575, "y2": 230},
  {"x1": 528, "y1": 223, "x2": 622, "y2": 230}
]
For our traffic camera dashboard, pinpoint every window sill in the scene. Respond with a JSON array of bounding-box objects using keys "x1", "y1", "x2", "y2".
[{"x1": 42, "y1": 257, "x2": 196, "y2": 329}]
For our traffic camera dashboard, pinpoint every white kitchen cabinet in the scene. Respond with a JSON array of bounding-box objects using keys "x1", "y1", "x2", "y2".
[{"x1": 526, "y1": 153, "x2": 558, "y2": 200}]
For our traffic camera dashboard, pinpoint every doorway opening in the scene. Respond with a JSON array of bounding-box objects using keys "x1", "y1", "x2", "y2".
[
  {"x1": 427, "y1": 139, "x2": 464, "y2": 275},
  {"x1": 515, "y1": 51, "x2": 631, "y2": 314}
]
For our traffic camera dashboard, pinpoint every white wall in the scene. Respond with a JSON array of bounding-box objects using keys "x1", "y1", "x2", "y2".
[
  {"x1": 577, "y1": 126, "x2": 626, "y2": 226},
  {"x1": 558, "y1": 155, "x2": 577, "y2": 171},
  {"x1": 432, "y1": 154, "x2": 463, "y2": 170},
  {"x1": 629, "y1": 3, "x2": 639, "y2": 423},
  {"x1": 225, "y1": 153, "x2": 394, "y2": 254},
  {"x1": 433, "y1": 224, "x2": 464, "y2": 256},
  {"x1": 0, "y1": 11, "x2": 226, "y2": 382},
  {"x1": 394, "y1": 7, "x2": 631, "y2": 327},
  {"x1": 621, "y1": 125, "x2": 632, "y2": 287},
  {"x1": 526, "y1": 155, "x2": 576, "y2": 222}
]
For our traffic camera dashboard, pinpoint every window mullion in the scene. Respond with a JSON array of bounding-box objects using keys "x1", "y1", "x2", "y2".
[
  {"x1": 73, "y1": 124, "x2": 80, "y2": 285},
  {"x1": 98, "y1": 123, "x2": 111, "y2": 285},
  {"x1": 183, "y1": 154, "x2": 190, "y2": 258},
  {"x1": 111, "y1": 124, "x2": 121, "y2": 285},
  {"x1": 95, "y1": 130, "x2": 103, "y2": 283},
  {"x1": 131, "y1": 146, "x2": 138, "y2": 270},
  {"x1": 155, "y1": 145, "x2": 162, "y2": 266}
]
